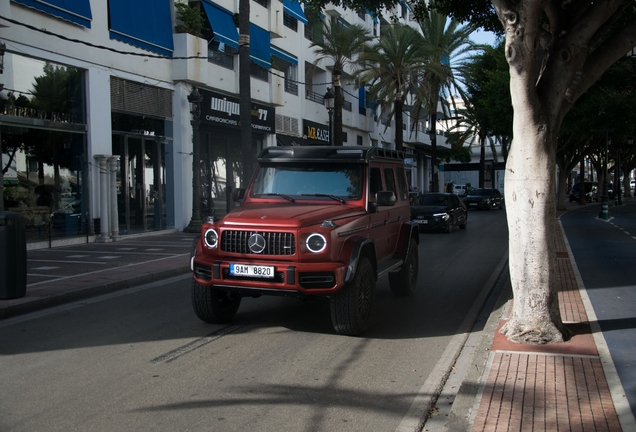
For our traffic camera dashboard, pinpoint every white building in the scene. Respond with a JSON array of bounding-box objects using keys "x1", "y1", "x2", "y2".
[{"x1": 0, "y1": 0, "x2": 449, "y2": 245}]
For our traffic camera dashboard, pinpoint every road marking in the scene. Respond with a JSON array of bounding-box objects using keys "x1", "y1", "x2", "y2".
[
  {"x1": 28, "y1": 259, "x2": 107, "y2": 265},
  {"x1": 98, "y1": 256, "x2": 121, "y2": 259},
  {"x1": 31, "y1": 266, "x2": 59, "y2": 271},
  {"x1": 66, "y1": 255, "x2": 90, "y2": 258},
  {"x1": 150, "y1": 324, "x2": 244, "y2": 364}
]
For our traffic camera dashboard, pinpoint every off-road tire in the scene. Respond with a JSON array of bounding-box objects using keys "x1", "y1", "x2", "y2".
[
  {"x1": 191, "y1": 278, "x2": 241, "y2": 323},
  {"x1": 389, "y1": 238, "x2": 418, "y2": 296},
  {"x1": 330, "y1": 257, "x2": 375, "y2": 336}
]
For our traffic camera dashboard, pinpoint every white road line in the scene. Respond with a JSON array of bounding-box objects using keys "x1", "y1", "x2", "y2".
[{"x1": 28, "y1": 259, "x2": 107, "y2": 265}]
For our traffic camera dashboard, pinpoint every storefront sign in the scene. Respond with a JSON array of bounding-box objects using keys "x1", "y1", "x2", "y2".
[
  {"x1": 2, "y1": 105, "x2": 82, "y2": 125},
  {"x1": 303, "y1": 119, "x2": 329, "y2": 144},
  {"x1": 200, "y1": 89, "x2": 275, "y2": 133}
]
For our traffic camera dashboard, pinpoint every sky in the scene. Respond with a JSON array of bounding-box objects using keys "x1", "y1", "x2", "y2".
[{"x1": 470, "y1": 29, "x2": 500, "y2": 46}]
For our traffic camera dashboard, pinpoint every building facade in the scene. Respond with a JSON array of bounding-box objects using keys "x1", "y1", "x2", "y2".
[{"x1": 0, "y1": 0, "x2": 449, "y2": 246}]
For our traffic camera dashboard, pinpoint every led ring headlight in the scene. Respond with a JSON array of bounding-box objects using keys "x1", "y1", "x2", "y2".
[
  {"x1": 204, "y1": 228, "x2": 218, "y2": 248},
  {"x1": 306, "y1": 233, "x2": 326, "y2": 253}
]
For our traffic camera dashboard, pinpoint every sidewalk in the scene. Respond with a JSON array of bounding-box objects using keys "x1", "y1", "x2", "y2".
[
  {"x1": 0, "y1": 230, "x2": 197, "y2": 319},
  {"x1": 436, "y1": 203, "x2": 636, "y2": 432}
]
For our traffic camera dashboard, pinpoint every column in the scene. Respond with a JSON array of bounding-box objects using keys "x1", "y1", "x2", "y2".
[
  {"x1": 94, "y1": 155, "x2": 111, "y2": 243},
  {"x1": 108, "y1": 156, "x2": 121, "y2": 241}
]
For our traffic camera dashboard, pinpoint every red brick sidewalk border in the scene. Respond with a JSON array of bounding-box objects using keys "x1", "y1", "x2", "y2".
[{"x1": 470, "y1": 222, "x2": 623, "y2": 431}]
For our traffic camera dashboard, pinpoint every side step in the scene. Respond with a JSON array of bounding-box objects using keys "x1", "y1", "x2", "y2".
[{"x1": 377, "y1": 258, "x2": 404, "y2": 279}]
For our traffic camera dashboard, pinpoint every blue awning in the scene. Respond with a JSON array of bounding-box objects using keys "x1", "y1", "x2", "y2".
[
  {"x1": 108, "y1": 0, "x2": 173, "y2": 56},
  {"x1": 271, "y1": 46, "x2": 297, "y2": 66},
  {"x1": 202, "y1": 1, "x2": 239, "y2": 49},
  {"x1": 250, "y1": 24, "x2": 271, "y2": 69},
  {"x1": 283, "y1": 0, "x2": 308, "y2": 25},
  {"x1": 359, "y1": 86, "x2": 365, "y2": 108},
  {"x1": 13, "y1": 0, "x2": 92, "y2": 28}
]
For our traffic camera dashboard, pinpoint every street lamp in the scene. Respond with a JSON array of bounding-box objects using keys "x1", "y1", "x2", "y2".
[
  {"x1": 185, "y1": 86, "x2": 203, "y2": 233},
  {"x1": 324, "y1": 88, "x2": 335, "y2": 146}
]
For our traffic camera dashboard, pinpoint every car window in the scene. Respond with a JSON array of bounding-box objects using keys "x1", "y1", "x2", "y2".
[
  {"x1": 384, "y1": 168, "x2": 396, "y2": 194},
  {"x1": 395, "y1": 167, "x2": 409, "y2": 201},
  {"x1": 369, "y1": 167, "x2": 382, "y2": 201}
]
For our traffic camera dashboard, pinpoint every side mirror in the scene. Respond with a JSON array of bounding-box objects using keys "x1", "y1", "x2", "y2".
[
  {"x1": 232, "y1": 188, "x2": 246, "y2": 202},
  {"x1": 376, "y1": 191, "x2": 397, "y2": 206}
]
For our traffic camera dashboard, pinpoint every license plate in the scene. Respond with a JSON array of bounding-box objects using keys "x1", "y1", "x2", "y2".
[
  {"x1": 469, "y1": 203, "x2": 478, "y2": 206},
  {"x1": 230, "y1": 263, "x2": 275, "y2": 278},
  {"x1": 414, "y1": 219, "x2": 428, "y2": 224}
]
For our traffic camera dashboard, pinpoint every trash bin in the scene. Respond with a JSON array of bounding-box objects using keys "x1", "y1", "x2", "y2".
[{"x1": 0, "y1": 211, "x2": 27, "y2": 299}]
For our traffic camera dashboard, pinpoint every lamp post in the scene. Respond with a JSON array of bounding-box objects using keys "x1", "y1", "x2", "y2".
[
  {"x1": 185, "y1": 86, "x2": 203, "y2": 233},
  {"x1": 629, "y1": 137, "x2": 634, "y2": 199},
  {"x1": 600, "y1": 130, "x2": 610, "y2": 220},
  {"x1": 615, "y1": 138, "x2": 622, "y2": 206},
  {"x1": 324, "y1": 88, "x2": 335, "y2": 146}
]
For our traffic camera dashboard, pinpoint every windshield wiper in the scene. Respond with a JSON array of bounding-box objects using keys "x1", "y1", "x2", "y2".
[
  {"x1": 264, "y1": 193, "x2": 295, "y2": 203},
  {"x1": 301, "y1": 193, "x2": 346, "y2": 204}
]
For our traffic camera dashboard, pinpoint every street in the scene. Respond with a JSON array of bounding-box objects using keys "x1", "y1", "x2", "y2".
[{"x1": 0, "y1": 209, "x2": 508, "y2": 432}]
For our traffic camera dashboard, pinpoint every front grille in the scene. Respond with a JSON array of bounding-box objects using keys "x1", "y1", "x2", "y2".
[
  {"x1": 299, "y1": 272, "x2": 336, "y2": 289},
  {"x1": 194, "y1": 264, "x2": 212, "y2": 281},
  {"x1": 221, "y1": 230, "x2": 296, "y2": 255}
]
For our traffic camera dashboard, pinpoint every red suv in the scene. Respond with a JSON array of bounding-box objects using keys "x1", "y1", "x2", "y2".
[{"x1": 190, "y1": 146, "x2": 419, "y2": 335}]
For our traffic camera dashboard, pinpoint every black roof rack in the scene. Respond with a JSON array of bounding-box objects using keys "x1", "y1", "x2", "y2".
[{"x1": 258, "y1": 146, "x2": 405, "y2": 163}]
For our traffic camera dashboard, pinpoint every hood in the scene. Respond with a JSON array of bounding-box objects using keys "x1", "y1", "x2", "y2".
[
  {"x1": 221, "y1": 203, "x2": 366, "y2": 228},
  {"x1": 411, "y1": 205, "x2": 449, "y2": 214}
]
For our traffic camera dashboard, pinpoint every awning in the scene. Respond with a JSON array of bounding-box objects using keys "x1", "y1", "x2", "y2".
[
  {"x1": 271, "y1": 46, "x2": 298, "y2": 65},
  {"x1": 250, "y1": 24, "x2": 271, "y2": 69},
  {"x1": 358, "y1": 86, "x2": 365, "y2": 109},
  {"x1": 108, "y1": 0, "x2": 173, "y2": 56},
  {"x1": 283, "y1": 0, "x2": 308, "y2": 25},
  {"x1": 13, "y1": 0, "x2": 92, "y2": 28},
  {"x1": 202, "y1": 1, "x2": 239, "y2": 49}
]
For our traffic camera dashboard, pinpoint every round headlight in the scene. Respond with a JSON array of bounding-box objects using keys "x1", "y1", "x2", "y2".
[
  {"x1": 204, "y1": 228, "x2": 218, "y2": 248},
  {"x1": 306, "y1": 233, "x2": 327, "y2": 253}
]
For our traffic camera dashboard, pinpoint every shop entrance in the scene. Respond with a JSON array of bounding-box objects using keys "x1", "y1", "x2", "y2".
[{"x1": 112, "y1": 134, "x2": 167, "y2": 234}]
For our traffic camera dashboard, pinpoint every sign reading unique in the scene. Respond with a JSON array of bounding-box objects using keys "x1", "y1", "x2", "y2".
[{"x1": 200, "y1": 89, "x2": 275, "y2": 133}]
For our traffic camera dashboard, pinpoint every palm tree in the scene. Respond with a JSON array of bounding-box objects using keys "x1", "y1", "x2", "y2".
[
  {"x1": 310, "y1": 21, "x2": 373, "y2": 146},
  {"x1": 413, "y1": 9, "x2": 479, "y2": 191},
  {"x1": 356, "y1": 24, "x2": 432, "y2": 152}
]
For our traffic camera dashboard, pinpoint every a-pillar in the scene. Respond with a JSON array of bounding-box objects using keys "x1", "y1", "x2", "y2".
[
  {"x1": 108, "y1": 156, "x2": 121, "y2": 241},
  {"x1": 94, "y1": 155, "x2": 111, "y2": 243}
]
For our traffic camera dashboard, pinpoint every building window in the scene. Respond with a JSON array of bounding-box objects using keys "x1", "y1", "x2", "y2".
[
  {"x1": 250, "y1": 62, "x2": 269, "y2": 81},
  {"x1": 283, "y1": 12, "x2": 298, "y2": 31},
  {"x1": 357, "y1": 135, "x2": 363, "y2": 146},
  {"x1": 253, "y1": 0, "x2": 268, "y2": 8},
  {"x1": 343, "y1": 100, "x2": 352, "y2": 112},
  {"x1": 208, "y1": 41, "x2": 236, "y2": 69},
  {"x1": 272, "y1": 58, "x2": 298, "y2": 96}
]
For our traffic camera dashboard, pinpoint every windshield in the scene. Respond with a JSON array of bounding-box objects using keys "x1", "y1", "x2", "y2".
[
  {"x1": 251, "y1": 163, "x2": 363, "y2": 200},
  {"x1": 415, "y1": 194, "x2": 449, "y2": 206}
]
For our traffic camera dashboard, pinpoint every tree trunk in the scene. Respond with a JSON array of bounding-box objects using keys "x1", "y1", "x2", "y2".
[
  {"x1": 394, "y1": 98, "x2": 404, "y2": 151},
  {"x1": 479, "y1": 132, "x2": 485, "y2": 188},
  {"x1": 239, "y1": 0, "x2": 252, "y2": 189},
  {"x1": 429, "y1": 112, "x2": 438, "y2": 192},
  {"x1": 333, "y1": 73, "x2": 343, "y2": 146}
]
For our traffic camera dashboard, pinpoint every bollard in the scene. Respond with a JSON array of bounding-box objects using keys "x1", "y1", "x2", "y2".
[{"x1": 600, "y1": 201, "x2": 609, "y2": 220}]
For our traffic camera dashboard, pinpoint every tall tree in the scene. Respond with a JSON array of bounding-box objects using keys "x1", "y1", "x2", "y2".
[
  {"x1": 356, "y1": 23, "x2": 432, "y2": 151},
  {"x1": 310, "y1": 21, "x2": 373, "y2": 146},
  {"x1": 432, "y1": 0, "x2": 636, "y2": 343},
  {"x1": 412, "y1": 8, "x2": 478, "y2": 192}
]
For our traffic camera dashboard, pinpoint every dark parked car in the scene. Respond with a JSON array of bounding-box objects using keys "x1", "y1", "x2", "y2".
[
  {"x1": 411, "y1": 193, "x2": 467, "y2": 233},
  {"x1": 464, "y1": 188, "x2": 504, "y2": 210},
  {"x1": 568, "y1": 182, "x2": 598, "y2": 202}
]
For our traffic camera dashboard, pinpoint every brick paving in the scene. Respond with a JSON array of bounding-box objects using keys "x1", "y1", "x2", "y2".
[{"x1": 470, "y1": 222, "x2": 622, "y2": 431}]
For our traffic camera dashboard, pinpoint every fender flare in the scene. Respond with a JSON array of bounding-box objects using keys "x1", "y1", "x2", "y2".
[
  {"x1": 342, "y1": 237, "x2": 377, "y2": 283},
  {"x1": 399, "y1": 221, "x2": 420, "y2": 258}
]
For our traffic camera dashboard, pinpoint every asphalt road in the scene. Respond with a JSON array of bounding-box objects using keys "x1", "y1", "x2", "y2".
[
  {"x1": 561, "y1": 200, "x2": 636, "y2": 419},
  {"x1": 0, "y1": 208, "x2": 508, "y2": 432}
]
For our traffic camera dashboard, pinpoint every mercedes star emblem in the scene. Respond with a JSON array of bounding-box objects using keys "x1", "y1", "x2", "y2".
[{"x1": 248, "y1": 233, "x2": 267, "y2": 254}]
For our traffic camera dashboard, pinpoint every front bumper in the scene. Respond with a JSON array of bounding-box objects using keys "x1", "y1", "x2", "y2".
[{"x1": 192, "y1": 255, "x2": 348, "y2": 297}]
